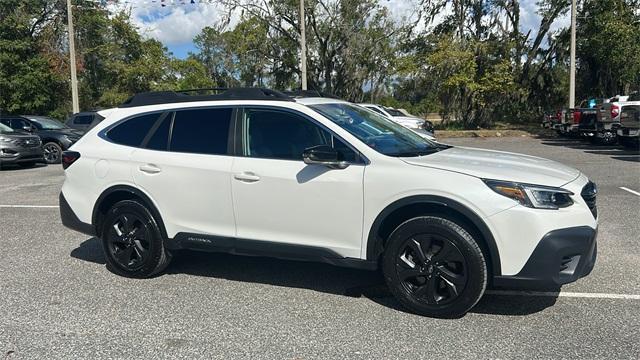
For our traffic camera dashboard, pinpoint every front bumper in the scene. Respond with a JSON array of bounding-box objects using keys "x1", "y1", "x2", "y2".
[
  {"x1": 0, "y1": 145, "x2": 45, "y2": 164},
  {"x1": 617, "y1": 128, "x2": 640, "y2": 138},
  {"x1": 493, "y1": 226, "x2": 597, "y2": 289}
]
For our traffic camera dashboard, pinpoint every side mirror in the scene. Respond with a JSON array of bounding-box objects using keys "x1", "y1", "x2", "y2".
[
  {"x1": 23, "y1": 125, "x2": 34, "y2": 132},
  {"x1": 303, "y1": 145, "x2": 349, "y2": 169}
]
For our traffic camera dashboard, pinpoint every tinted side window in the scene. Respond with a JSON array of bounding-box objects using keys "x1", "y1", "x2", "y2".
[
  {"x1": 107, "y1": 113, "x2": 162, "y2": 147},
  {"x1": 170, "y1": 108, "x2": 232, "y2": 155},
  {"x1": 74, "y1": 115, "x2": 94, "y2": 125},
  {"x1": 244, "y1": 109, "x2": 358, "y2": 162},
  {"x1": 145, "y1": 116, "x2": 171, "y2": 151},
  {"x1": 0, "y1": 119, "x2": 11, "y2": 127}
]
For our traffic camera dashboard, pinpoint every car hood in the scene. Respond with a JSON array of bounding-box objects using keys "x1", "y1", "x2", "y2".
[{"x1": 401, "y1": 146, "x2": 581, "y2": 187}]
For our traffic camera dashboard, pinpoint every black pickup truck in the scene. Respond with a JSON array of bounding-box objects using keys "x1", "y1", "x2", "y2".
[{"x1": 576, "y1": 98, "x2": 617, "y2": 144}]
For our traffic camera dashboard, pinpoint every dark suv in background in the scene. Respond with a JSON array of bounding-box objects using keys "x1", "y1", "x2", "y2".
[
  {"x1": 0, "y1": 122, "x2": 44, "y2": 169},
  {"x1": 1, "y1": 115, "x2": 83, "y2": 164},
  {"x1": 65, "y1": 111, "x2": 104, "y2": 133}
]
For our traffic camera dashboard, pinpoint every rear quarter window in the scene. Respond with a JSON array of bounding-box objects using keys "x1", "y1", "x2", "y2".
[{"x1": 107, "y1": 113, "x2": 163, "y2": 147}]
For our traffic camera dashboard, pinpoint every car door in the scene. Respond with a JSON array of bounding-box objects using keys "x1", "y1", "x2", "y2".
[
  {"x1": 230, "y1": 107, "x2": 365, "y2": 258},
  {"x1": 129, "y1": 107, "x2": 236, "y2": 239}
]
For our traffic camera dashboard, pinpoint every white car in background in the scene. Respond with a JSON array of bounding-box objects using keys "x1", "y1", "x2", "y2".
[{"x1": 359, "y1": 103, "x2": 435, "y2": 140}]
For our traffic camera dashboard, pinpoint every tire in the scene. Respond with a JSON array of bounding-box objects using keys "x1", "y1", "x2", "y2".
[
  {"x1": 599, "y1": 131, "x2": 617, "y2": 145},
  {"x1": 43, "y1": 142, "x2": 63, "y2": 164},
  {"x1": 101, "y1": 200, "x2": 171, "y2": 278},
  {"x1": 382, "y1": 216, "x2": 487, "y2": 318}
]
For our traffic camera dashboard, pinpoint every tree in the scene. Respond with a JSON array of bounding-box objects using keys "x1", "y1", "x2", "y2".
[
  {"x1": 0, "y1": 0, "x2": 66, "y2": 116},
  {"x1": 577, "y1": 0, "x2": 640, "y2": 97}
]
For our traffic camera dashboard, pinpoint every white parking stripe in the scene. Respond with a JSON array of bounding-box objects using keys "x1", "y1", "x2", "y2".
[
  {"x1": 486, "y1": 290, "x2": 640, "y2": 300},
  {"x1": 620, "y1": 187, "x2": 640, "y2": 197},
  {"x1": 0, "y1": 205, "x2": 59, "y2": 208}
]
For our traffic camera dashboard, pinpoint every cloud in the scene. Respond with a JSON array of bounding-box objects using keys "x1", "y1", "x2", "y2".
[
  {"x1": 119, "y1": 0, "x2": 570, "y2": 54},
  {"x1": 123, "y1": 3, "x2": 231, "y2": 46},
  {"x1": 520, "y1": 0, "x2": 570, "y2": 40}
]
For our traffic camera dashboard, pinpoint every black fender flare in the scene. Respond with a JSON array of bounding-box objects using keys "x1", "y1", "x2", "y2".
[
  {"x1": 366, "y1": 195, "x2": 502, "y2": 276},
  {"x1": 92, "y1": 185, "x2": 168, "y2": 239}
]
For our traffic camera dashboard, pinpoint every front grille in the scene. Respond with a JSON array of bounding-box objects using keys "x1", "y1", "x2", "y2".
[
  {"x1": 581, "y1": 181, "x2": 597, "y2": 219},
  {"x1": 13, "y1": 138, "x2": 41, "y2": 148}
]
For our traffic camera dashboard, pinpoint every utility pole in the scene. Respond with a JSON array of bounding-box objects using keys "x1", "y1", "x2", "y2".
[
  {"x1": 66, "y1": 0, "x2": 79, "y2": 114},
  {"x1": 299, "y1": 0, "x2": 307, "y2": 90},
  {"x1": 569, "y1": 0, "x2": 576, "y2": 109}
]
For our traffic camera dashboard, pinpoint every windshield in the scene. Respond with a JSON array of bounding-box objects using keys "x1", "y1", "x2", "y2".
[
  {"x1": 384, "y1": 107, "x2": 405, "y2": 117},
  {"x1": 310, "y1": 103, "x2": 444, "y2": 157},
  {"x1": 29, "y1": 117, "x2": 66, "y2": 130},
  {"x1": 0, "y1": 123, "x2": 13, "y2": 133}
]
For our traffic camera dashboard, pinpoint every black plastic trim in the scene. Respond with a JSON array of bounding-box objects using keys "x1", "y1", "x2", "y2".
[
  {"x1": 92, "y1": 185, "x2": 169, "y2": 240},
  {"x1": 119, "y1": 88, "x2": 293, "y2": 108},
  {"x1": 59, "y1": 192, "x2": 96, "y2": 236},
  {"x1": 493, "y1": 226, "x2": 597, "y2": 289},
  {"x1": 169, "y1": 232, "x2": 378, "y2": 270},
  {"x1": 366, "y1": 195, "x2": 502, "y2": 275}
]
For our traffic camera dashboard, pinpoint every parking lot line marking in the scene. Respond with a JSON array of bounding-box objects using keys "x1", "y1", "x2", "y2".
[
  {"x1": 0, "y1": 205, "x2": 59, "y2": 208},
  {"x1": 486, "y1": 290, "x2": 640, "y2": 300},
  {"x1": 620, "y1": 187, "x2": 640, "y2": 197}
]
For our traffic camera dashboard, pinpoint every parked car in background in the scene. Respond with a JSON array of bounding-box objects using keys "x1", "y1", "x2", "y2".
[
  {"x1": 559, "y1": 98, "x2": 603, "y2": 140},
  {"x1": 0, "y1": 122, "x2": 44, "y2": 169},
  {"x1": 359, "y1": 104, "x2": 434, "y2": 133},
  {"x1": 583, "y1": 95, "x2": 636, "y2": 144},
  {"x1": 20, "y1": 115, "x2": 84, "y2": 163},
  {"x1": 65, "y1": 111, "x2": 104, "y2": 133},
  {"x1": 617, "y1": 104, "x2": 640, "y2": 148},
  {"x1": 542, "y1": 111, "x2": 562, "y2": 129}
]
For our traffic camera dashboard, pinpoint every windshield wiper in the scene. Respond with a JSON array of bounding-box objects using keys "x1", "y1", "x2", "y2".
[{"x1": 387, "y1": 149, "x2": 440, "y2": 157}]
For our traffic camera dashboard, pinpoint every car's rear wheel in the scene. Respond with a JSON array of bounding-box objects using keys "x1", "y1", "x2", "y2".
[
  {"x1": 43, "y1": 142, "x2": 62, "y2": 164},
  {"x1": 382, "y1": 216, "x2": 487, "y2": 318},
  {"x1": 101, "y1": 200, "x2": 171, "y2": 278}
]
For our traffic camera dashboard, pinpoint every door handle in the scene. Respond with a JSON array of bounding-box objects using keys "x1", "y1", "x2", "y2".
[
  {"x1": 234, "y1": 172, "x2": 261, "y2": 183},
  {"x1": 139, "y1": 164, "x2": 161, "y2": 174}
]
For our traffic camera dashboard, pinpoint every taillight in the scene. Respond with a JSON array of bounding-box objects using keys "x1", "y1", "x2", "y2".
[
  {"x1": 611, "y1": 104, "x2": 619, "y2": 119},
  {"x1": 573, "y1": 110, "x2": 581, "y2": 124},
  {"x1": 62, "y1": 151, "x2": 81, "y2": 170}
]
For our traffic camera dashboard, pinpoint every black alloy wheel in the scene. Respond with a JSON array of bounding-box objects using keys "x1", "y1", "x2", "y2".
[
  {"x1": 383, "y1": 216, "x2": 487, "y2": 318},
  {"x1": 43, "y1": 142, "x2": 62, "y2": 164},
  {"x1": 101, "y1": 200, "x2": 171, "y2": 278},
  {"x1": 395, "y1": 234, "x2": 468, "y2": 305},
  {"x1": 106, "y1": 213, "x2": 151, "y2": 271}
]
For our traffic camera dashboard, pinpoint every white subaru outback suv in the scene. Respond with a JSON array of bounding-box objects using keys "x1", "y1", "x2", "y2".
[{"x1": 60, "y1": 88, "x2": 597, "y2": 317}]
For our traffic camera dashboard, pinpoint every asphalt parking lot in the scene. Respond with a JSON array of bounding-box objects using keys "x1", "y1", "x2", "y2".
[{"x1": 1, "y1": 136, "x2": 639, "y2": 359}]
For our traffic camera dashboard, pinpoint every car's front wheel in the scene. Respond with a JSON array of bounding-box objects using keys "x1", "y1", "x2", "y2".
[
  {"x1": 382, "y1": 216, "x2": 487, "y2": 318},
  {"x1": 101, "y1": 200, "x2": 171, "y2": 278},
  {"x1": 43, "y1": 142, "x2": 62, "y2": 164}
]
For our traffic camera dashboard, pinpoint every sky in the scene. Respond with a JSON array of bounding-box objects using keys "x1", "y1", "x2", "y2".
[{"x1": 112, "y1": 0, "x2": 570, "y2": 59}]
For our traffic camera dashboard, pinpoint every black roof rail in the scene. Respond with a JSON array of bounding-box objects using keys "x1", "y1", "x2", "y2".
[
  {"x1": 119, "y1": 87, "x2": 293, "y2": 108},
  {"x1": 283, "y1": 89, "x2": 341, "y2": 99}
]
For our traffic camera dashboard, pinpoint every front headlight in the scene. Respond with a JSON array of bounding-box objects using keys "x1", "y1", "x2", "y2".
[{"x1": 483, "y1": 179, "x2": 574, "y2": 209}]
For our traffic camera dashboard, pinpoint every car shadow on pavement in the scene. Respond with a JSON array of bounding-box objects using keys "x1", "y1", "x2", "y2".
[
  {"x1": 0, "y1": 163, "x2": 47, "y2": 171},
  {"x1": 71, "y1": 237, "x2": 558, "y2": 317},
  {"x1": 538, "y1": 136, "x2": 640, "y2": 162}
]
